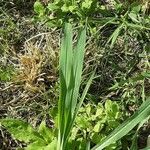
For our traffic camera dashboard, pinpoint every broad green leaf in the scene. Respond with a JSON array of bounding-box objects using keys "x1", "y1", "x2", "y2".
[
  {"x1": 44, "y1": 139, "x2": 57, "y2": 150},
  {"x1": 91, "y1": 133, "x2": 105, "y2": 144},
  {"x1": 34, "y1": 1, "x2": 45, "y2": 16},
  {"x1": 25, "y1": 141, "x2": 47, "y2": 150},
  {"x1": 92, "y1": 97, "x2": 150, "y2": 150},
  {"x1": 128, "y1": 12, "x2": 139, "y2": 23},
  {"x1": 70, "y1": 127, "x2": 79, "y2": 140},
  {"x1": 0, "y1": 118, "x2": 43, "y2": 143},
  {"x1": 93, "y1": 122, "x2": 102, "y2": 133},
  {"x1": 95, "y1": 106, "x2": 103, "y2": 118},
  {"x1": 131, "y1": 3, "x2": 141, "y2": 13},
  {"x1": 82, "y1": 0, "x2": 92, "y2": 9},
  {"x1": 71, "y1": 26, "x2": 87, "y2": 115},
  {"x1": 61, "y1": 4, "x2": 69, "y2": 12},
  {"x1": 68, "y1": 6, "x2": 76, "y2": 12},
  {"x1": 47, "y1": 3, "x2": 59, "y2": 11},
  {"x1": 76, "y1": 116, "x2": 91, "y2": 129},
  {"x1": 105, "y1": 100, "x2": 120, "y2": 119},
  {"x1": 38, "y1": 121, "x2": 54, "y2": 143},
  {"x1": 26, "y1": 138, "x2": 57, "y2": 150},
  {"x1": 86, "y1": 104, "x2": 91, "y2": 116}
]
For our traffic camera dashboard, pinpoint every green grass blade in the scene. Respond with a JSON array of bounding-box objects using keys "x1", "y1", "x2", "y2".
[
  {"x1": 64, "y1": 72, "x2": 94, "y2": 143},
  {"x1": 86, "y1": 141, "x2": 91, "y2": 150},
  {"x1": 71, "y1": 26, "x2": 86, "y2": 114},
  {"x1": 107, "y1": 24, "x2": 124, "y2": 48},
  {"x1": 92, "y1": 97, "x2": 150, "y2": 150},
  {"x1": 74, "y1": 71, "x2": 95, "y2": 117},
  {"x1": 126, "y1": 23, "x2": 150, "y2": 30}
]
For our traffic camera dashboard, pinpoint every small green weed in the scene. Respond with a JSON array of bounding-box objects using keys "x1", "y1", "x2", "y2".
[
  {"x1": 0, "y1": 66, "x2": 15, "y2": 82},
  {"x1": 69, "y1": 100, "x2": 122, "y2": 149},
  {"x1": 33, "y1": 0, "x2": 98, "y2": 27}
]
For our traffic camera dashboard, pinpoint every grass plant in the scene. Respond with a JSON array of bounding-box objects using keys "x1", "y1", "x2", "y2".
[{"x1": 57, "y1": 22, "x2": 94, "y2": 150}]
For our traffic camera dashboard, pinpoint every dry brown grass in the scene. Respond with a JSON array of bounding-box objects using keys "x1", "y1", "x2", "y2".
[
  {"x1": 14, "y1": 42, "x2": 49, "y2": 92},
  {"x1": 11, "y1": 29, "x2": 59, "y2": 93}
]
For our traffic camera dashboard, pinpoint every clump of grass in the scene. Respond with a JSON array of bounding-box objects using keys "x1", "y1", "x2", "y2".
[
  {"x1": 57, "y1": 22, "x2": 95, "y2": 149},
  {"x1": 14, "y1": 42, "x2": 46, "y2": 92},
  {"x1": 14, "y1": 39, "x2": 59, "y2": 93}
]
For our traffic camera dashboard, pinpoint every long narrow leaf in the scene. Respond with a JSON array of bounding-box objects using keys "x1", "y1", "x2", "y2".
[
  {"x1": 64, "y1": 72, "x2": 95, "y2": 143},
  {"x1": 58, "y1": 23, "x2": 73, "y2": 149},
  {"x1": 107, "y1": 24, "x2": 124, "y2": 48},
  {"x1": 71, "y1": 26, "x2": 86, "y2": 115}
]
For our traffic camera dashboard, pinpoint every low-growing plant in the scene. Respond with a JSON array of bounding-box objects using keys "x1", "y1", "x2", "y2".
[
  {"x1": 0, "y1": 65, "x2": 15, "y2": 81},
  {"x1": 33, "y1": 0, "x2": 99, "y2": 27},
  {"x1": 68, "y1": 100, "x2": 122, "y2": 149},
  {"x1": 109, "y1": 70, "x2": 150, "y2": 104},
  {"x1": 33, "y1": 0, "x2": 150, "y2": 51}
]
